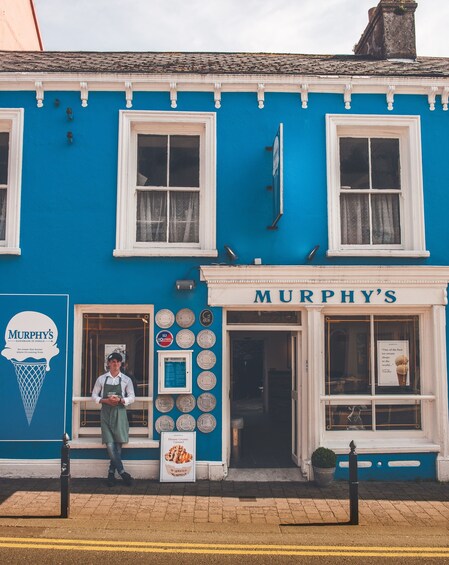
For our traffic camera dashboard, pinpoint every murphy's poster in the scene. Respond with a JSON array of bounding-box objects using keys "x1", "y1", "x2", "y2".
[{"x1": 0, "y1": 295, "x2": 68, "y2": 441}]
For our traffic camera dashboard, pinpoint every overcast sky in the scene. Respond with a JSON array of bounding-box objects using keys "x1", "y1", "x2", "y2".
[{"x1": 33, "y1": 0, "x2": 447, "y2": 57}]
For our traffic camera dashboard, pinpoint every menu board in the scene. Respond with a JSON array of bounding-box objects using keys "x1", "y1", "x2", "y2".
[
  {"x1": 158, "y1": 350, "x2": 192, "y2": 394},
  {"x1": 377, "y1": 340, "x2": 410, "y2": 386}
]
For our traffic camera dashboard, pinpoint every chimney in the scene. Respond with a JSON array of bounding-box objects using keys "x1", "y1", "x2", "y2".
[{"x1": 354, "y1": 1, "x2": 418, "y2": 60}]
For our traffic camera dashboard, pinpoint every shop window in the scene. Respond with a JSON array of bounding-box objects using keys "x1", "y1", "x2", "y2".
[
  {"x1": 115, "y1": 111, "x2": 217, "y2": 257},
  {"x1": 324, "y1": 315, "x2": 422, "y2": 431},
  {"x1": 73, "y1": 306, "x2": 153, "y2": 440},
  {"x1": 326, "y1": 115, "x2": 428, "y2": 257},
  {"x1": 0, "y1": 109, "x2": 23, "y2": 255}
]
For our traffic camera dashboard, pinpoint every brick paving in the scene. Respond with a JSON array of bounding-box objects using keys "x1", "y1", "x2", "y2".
[{"x1": 0, "y1": 478, "x2": 448, "y2": 527}]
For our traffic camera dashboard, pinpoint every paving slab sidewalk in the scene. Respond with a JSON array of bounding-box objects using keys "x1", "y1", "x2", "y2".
[{"x1": 0, "y1": 478, "x2": 448, "y2": 529}]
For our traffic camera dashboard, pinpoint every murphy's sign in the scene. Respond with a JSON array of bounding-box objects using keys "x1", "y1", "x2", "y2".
[{"x1": 254, "y1": 288, "x2": 397, "y2": 304}]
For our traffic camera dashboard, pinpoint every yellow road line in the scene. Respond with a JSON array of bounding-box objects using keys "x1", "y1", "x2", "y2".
[{"x1": 0, "y1": 537, "x2": 448, "y2": 557}]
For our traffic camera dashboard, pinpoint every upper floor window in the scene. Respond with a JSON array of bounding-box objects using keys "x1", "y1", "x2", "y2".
[
  {"x1": 115, "y1": 111, "x2": 217, "y2": 257},
  {"x1": 0, "y1": 109, "x2": 23, "y2": 255},
  {"x1": 326, "y1": 115, "x2": 429, "y2": 257}
]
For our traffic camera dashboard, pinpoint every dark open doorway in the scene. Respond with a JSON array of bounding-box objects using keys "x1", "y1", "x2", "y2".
[{"x1": 230, "y1": 331, "x2": 294, "y2": 468}]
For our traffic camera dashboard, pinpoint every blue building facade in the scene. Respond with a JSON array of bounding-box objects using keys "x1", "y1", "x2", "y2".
[{"x1": 1, "y1": 0, "x2": 449, "y2": 481}]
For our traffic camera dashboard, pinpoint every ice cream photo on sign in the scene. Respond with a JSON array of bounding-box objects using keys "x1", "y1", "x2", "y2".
[{"x1": 1, "y1": 311, "x2": 59, "y2": 425}]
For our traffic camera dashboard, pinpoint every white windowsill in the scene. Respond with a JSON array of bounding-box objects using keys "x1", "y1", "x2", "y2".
[
  {"x1": 0, "y1": 247, "x2": 21, "y2": 255},
  {"x1": 327, "y1": 249, "x2": 430, "y2": 258},
  {"x1": 70, "y1": 437, "x2": 160, "y2": 449},
  {"x1": 113, "y1": 248, "x2": 218, "y2": 258}
]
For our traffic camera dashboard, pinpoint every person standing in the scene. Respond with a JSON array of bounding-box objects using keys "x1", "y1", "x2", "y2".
[{"x1": 92, "y1": 352, "x2": 135, "y2": 486}]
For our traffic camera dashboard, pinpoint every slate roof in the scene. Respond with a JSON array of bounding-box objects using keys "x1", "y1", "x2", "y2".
[{"x1": 1, "y1": 51, "x2": 449, "y2": 78}]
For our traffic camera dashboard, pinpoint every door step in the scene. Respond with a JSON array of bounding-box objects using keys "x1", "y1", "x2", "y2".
[{"x1": 225, "y1": 468, "x2": 307, "y2": 482}]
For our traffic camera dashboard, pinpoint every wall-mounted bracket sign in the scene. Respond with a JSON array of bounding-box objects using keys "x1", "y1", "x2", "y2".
[
  {"x1": 267, "y1": 123, "x2": 283, "y2": 230},
  {"x1": 158, "y1": 350, "x2": 193, "y2": 394}
]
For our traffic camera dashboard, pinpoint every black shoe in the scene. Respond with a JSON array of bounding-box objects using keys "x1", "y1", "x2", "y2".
[
  {"x1": 107, "y1": 472, "x2": 116, "y2": 487},
  {"x1": 120, "y1": 471, "x2": 133, "y2": 486}
]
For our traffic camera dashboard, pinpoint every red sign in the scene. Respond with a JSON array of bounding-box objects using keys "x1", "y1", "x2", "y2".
[{"x1": 156, "y1": 330, "x2": 174, "y2": 348}]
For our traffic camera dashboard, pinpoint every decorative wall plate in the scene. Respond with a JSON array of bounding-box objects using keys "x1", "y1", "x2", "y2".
[
  {"x1": 197, "y1": 350, "x2": 216, "y2": 370},
  {"x1": 155, "y1": 395, "x2": 175, "y2": 413},
  {"x1": 197, "y1": 392, "x2": 216, "y2": 412},
  {"x1": 200, "y1": 309, "x2": 213, "y2": 327},
  {"x1": 197, "y1": 371, "x2": 216, "y2": 391},
  {"x1": 196, "y1": 329, "x2": 216, "y2": 349},
  {"x1": 176, "y1": 414, "x2": 196, "y2": 432},
  {"x1": 176, "y1": 329, "x2": 195, "y2": 349},
  {"x1": 176, "y1": 394, "x2": 196, "y2": 413},
  {"x1": 155, "y1": 309, "x2": 175, "y2": 329},
  {"x1": 176, "y1": 308, "x2": 195, "y2": 328},
  {"x1": 155, "y1": 415, "x2": 175, "y2": 433},
  {"x1": 197, "y1": 413, "x2": 216, "y2": 433}
]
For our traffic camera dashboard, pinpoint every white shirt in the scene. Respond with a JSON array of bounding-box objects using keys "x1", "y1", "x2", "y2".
[{"x1": 91, "y1": 372, "x2": 135, "y2": 406}]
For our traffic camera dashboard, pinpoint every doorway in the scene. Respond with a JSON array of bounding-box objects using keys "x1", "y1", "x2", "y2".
[{"x1": 230, "y1": 331, "x2": 295, "y2": 468}]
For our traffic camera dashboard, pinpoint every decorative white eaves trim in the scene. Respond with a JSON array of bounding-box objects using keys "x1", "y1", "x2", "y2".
[
  {"x1": 2, "y1": 73, "x2": 449, "y2": 111},
  {"x1": 200, "y1": 265, "x2": 449, "y2": 287}
]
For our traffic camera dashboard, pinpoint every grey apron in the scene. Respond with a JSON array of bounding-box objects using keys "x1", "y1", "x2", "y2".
[{"x1": 101, "y1": 377, "x2": 129, "y2": 444}]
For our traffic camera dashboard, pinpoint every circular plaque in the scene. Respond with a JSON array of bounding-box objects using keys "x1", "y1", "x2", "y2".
[
  {"x1": 197, "y1": 413, "x2": 216, "y2": 433},
  {"x1": 197, "y1": 329, "x2": 216, "y2": 349},
  {"x1": 197, "y1": 392, "x2": 216, "y2": 412},
  {"x1": 200, "y1": 309, "x2": 213, "y2": 327},
  {"x1": 155, "y1": 395, "x2": 175, "y2": 413},
  {"x1": 176, "y1": 329, "x2": 195, "y2": 349},
  {"x1": 197, "y1": 371, "x2": 216, "y2": 391},
  {"x1": 176, "y1": 414, "x2": 196, "y2": 432},
  {"x1": 176, "y1": 308, "x2": 195, "y2": 328},
  {"x1": 155, "y1": 309, "x2": 175, "y2": 329},
  {"x1": 156, "y1": 330, "x2": 174, "y2": 348},
  {"x1": 197, "y1": 350, "x2": 216, "y2": 370},
  {"x1": 155, "y1": 415, "x2": 175, "y2": 433},
  {"x1": 176, "y1": 394, "x2": 196, "y2": 413}
]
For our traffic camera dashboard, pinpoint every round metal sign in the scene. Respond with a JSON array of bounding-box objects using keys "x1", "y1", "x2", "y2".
[
  {"x1": 156, "y1": 330, "x2": 174, "y2": 348},
  {"x1": 200, "y1": 309, "x2": 213, "y2": 327}
]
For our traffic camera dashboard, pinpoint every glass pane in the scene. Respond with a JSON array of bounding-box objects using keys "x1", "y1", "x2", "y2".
[
  {"x1": 372, "y1": 194, "x2": 401, "y2": 245},
  {"x1": 169, "y1": 191, "x2": 199, "y2": 243},
  {"x1": 326, "y1": 404, "x2": 373, "y2": 431},
  {"x1": 0, "y1": 189, "x2": 6, "y2": 240},
  {"x1": 169, "y1": 135, "x2": 200, "y2": 187},
  {"x1": 325, "y1": 316, "x2": 371, "y2": 395},
  {"x1": 227, "y1": 311, "x2": 301, "y2": 324},
  {"x1": 375, "y1": 403, "x2": 421, "y2": 430},
  {"x1": 371, "y1": 138, "x2": 400, "y2": 189},
  {"x1": 340, "y1": 194, "x2": 370, "y2": 245},
  {"x1": 136, "y1": 191, "x2": 167, "y2": 242},
  {"x1": 137, "y1": 135, "x2": 167, "y2": 186},
  {"x1": 81, "y1": 313, "x2": 150, "y2": 399},
  {"x1": 374, "y1": 316, "x2": 420, "y2": 394},
  {"x1": 0, "y1": 132, "x2": 8, "y2": 185},
  {"x1": 340, "y1": 138, "x2": 369, "y2": 189}
]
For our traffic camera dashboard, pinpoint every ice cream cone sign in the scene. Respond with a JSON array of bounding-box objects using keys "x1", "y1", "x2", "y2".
[
  {"x1": 1, "y1": 311, "x2": 59, "y2": 425},
  {"x1": 395, "y1": 354, "x2": 409, "y2": 386}
]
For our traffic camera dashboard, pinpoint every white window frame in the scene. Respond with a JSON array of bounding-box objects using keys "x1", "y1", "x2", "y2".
[
  {"x1": 114, "y1": 110, "x2": 217, "y2": 257},
  {"x1": 157, "y1": 349, "x2": 193, "y2": 394},
  {"x1": 326, "y1": 114, "x2": 429, "y2": 257},
  {"x1": 0, "y1": 109, "x2": 23, "y2": 255},
  {"x1": 72, "y1": 304, "x2": 158, "y2": 448},
  {"x1": 319, "y1": 306, "x2": 438, "y2": 452}
]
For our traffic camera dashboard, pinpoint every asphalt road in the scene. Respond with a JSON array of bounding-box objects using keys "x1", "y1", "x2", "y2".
[{"x1": 0, "y1": 525, "x2": 448, "y2": 564}]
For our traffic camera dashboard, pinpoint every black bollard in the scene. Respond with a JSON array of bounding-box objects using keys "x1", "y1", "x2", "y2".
[
  {"x1": 348, "y1": 440, "x2": 359, "y2": 525},
  {"x1": 60, "y1": 433, "x2": 71, "y2": 518}
]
